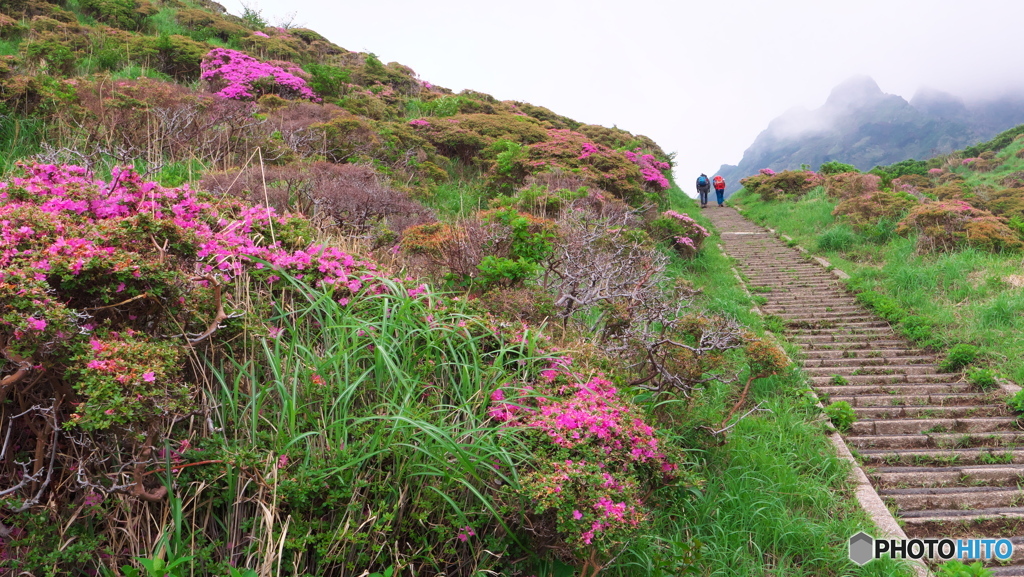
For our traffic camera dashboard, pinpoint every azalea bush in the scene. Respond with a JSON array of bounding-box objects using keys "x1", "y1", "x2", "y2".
[
  {"x1": 649, "y1": 210, "x2": 710, "y2": 257},
  {"x1": 832, "y1": 189, "x2": 917, "y2": 231},
  {"x1": 739, "y1": 169, "x2": 822, "y2": 201},
  {"x1": 823, "y1": 171, "x2": 881, "y2": 199},
  {"x1": 490, "y1": 361, "x2": 685, "y2": 574},
  {"x1": 897, "y1": 199, "x2": 1023, "y2": 253},
  {"x1": 200, "y1": 47, "x2": 319, "y2": 101},
  {"x1": 519, "y1": 129, "x2": 658, "y2": 205},
  {"x1": 0, "y1": 162, "x2": 388, "y2": 509}
]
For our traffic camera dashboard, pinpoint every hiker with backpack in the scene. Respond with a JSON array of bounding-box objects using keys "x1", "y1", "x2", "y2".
[
  {"x1": 696, "y1": 173, "x2": 711, "y2": 208},
  {"x1": 713, "y1": 175, "x2": 726, "y2": 207}
]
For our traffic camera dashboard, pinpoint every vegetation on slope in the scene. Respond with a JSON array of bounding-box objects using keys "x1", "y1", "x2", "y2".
[{"x1": 0, "y1": 0, "x2": 910, "y2": 575}]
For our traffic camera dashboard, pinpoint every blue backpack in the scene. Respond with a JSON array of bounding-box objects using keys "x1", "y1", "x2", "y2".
[{"x1": 697, "y1": 175, "x2": 709, "y2": 187}]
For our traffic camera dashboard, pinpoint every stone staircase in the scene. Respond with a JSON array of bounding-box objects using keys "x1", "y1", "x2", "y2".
[{"x1": 703, "y1": 206, "x2": 1024, "y2": 575}]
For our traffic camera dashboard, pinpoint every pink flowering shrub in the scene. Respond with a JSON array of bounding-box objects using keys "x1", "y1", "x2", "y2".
[
  {"x1": 649, "y1": 210, "x2": 710, "y2": 257},
  {"x1": 0, "y1": 163, "x2": 384, "y2": 431},
  {"x1": 519, "y1": 129, "x2": 652, "y2": 205},
  {"x1": 623, "y1": 147, "x2": 670, "y2": 190},
  {"x1": 490, "y1": 361, "x2": 681, "y2": 569},
  {"x1": 200, "y1": 47, "x2": 319, "y2": 101},
  {"x1": 759, "y1": 168, "x2": 776, "y2": 176}
]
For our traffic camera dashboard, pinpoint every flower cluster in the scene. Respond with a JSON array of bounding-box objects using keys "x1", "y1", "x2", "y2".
[
  {"x1": 490, "y1": 360, "x2": 679, "y2": 557},
  {"x1": 657, "y1": 210, "x2": 709, "y2": 257},
  {"x1": 0, "y1": 163, "x2": 384, "y2": 429},
  {"x1": 408, "y1": 118, "x2": 430, "y2": 127},
  {"x1": 200, "y1": 48, "x2": 319, "y2": 102},
  {"x1": 759, "y1": 168, "x2": 776, "y2": 176},
  {"x1": 578, "y1": 142, "x2": 599, "y2": 160},
  {"x1": 623, "y1": 147, "x2": 670, "y2": 189},
  {"x1": 928, "y1": 168, "x2": 944, "y2": 175}
]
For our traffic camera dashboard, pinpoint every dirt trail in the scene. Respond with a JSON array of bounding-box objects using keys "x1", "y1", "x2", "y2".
[{"x1": 704, "y1": 206, "x2": 1024, "y2": 576}]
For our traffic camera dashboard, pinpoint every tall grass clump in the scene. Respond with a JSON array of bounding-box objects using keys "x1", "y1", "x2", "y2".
[
  {"x1": 199, "y1": 275, "x2": 544, "y2": 574},
  {"x1": 815, "y1": 223, "x2": 860, "y2": 253},
  {"x1": 0, "y1": 114, "x2": 43, "y2": 174}
]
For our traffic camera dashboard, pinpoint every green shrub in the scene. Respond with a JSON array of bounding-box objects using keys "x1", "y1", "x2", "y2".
[
  {"x1": 476, "y1": 255, "x2": 539, "y2": 288},
  {"x1": 939, "y1": 344, "x2": 980, "y2": 372},
  {"x1": 967, "y1": 367, "x2": 998, "y2": 390},
  {"x1": 833, "y1": 189, "x2": 916, "y2": 231},
  {"x1": 1007, "y1": 389, "x2": 1024, "y2": 413},
  {"x1": 303, "y1": 63, "x2": 352, "y2": 99},
  {"x1": 897, "y1": 200, "x2": 1024, "y2": 254},
  {"x1": 818, "y1": 160, "x2": 857, "y2": 175},
  {"x1": 823, "y1": 172, "x2": 881, "y2": 199},
  {"x1": 739, "y1": 170, "x2": 822, "y2": 201},
  {"x1": 984, "y1": 188, "x2": 1024, "y2": 221},
  {"x1": 935, "y1": 560, "x2": 994, "y2": 577},
  {"x1": 824, "y1": 401, "x2": 856, "y2": 432},
  {"x1": 412, "y1": 113, "x2": 548, "y2": 162}
]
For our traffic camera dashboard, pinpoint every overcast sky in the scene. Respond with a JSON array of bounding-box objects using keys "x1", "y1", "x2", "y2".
[{"x1": 242, "y1": 0, "x2": 1024, "y2": 195}]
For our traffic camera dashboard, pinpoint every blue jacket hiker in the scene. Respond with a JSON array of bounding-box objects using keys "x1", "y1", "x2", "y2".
[{"x1": 696, "y1": 173, "x2": 711, "y2": 207}]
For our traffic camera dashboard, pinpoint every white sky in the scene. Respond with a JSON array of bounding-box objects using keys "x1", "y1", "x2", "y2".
[{"x1": 242, "y1": 0, "x2": 1024, "y2": 192}]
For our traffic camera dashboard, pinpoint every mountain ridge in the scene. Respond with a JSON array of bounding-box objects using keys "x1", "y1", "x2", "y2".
[{"x1": 716, "y1": 76, "x2": 1024, "y2": 194}]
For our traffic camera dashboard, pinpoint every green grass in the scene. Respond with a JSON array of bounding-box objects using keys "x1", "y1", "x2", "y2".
[
  {"x1": 145, "y1": 7, "x2": 189, "y2": 37},
  {"x1": 111, "y1": 64, "x2": 174, "y2": 82},
  {"x1": 0, "y1": 114, "x2": 44, "y2": 175},
  {"x1": 193, "y1": 276, "x2": 544, "y2": 574}
]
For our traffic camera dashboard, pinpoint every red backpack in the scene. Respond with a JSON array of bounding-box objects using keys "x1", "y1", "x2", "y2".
[{"x1": 712, "y1": 176, "x2": 725, "y2": 189}]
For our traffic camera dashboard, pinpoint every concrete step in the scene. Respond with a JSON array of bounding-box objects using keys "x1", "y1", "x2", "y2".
[
  {"x1": 802, "y1": 348, "x2": 925, "y2": 359},
  {"x1": 869, "y1": 464, "x2": 1024, "y2": 489},
  {"x1": 857, "y1": 447, "x2": 1024, "y2": 467},
  {"x1": 847, "y1": 431, "x2": 1024, "y2": 450},
  {"x1": 901, "y1": 505, "x2": 1024, "y2": 521},
  {"x1": 805, "y1": 364, "x2": 944, "y2": 377},
  {"x1": 850, "y1": 417, "x2": 1022, "y2": 436},
  {"x1": 804, "y1": 356, "x2": 937, "y2": 368},
  {"x1": 881, "y1": 486, "x2": 1024, "y2": 511},
  {"x1": 817, "y1": 383, "x2": 974, "y2": 396},
  {"x1": 810, "y1": 373, "x2": 962, "y2": 386},
  {"x1": 780, "y1": 315, "x2": 880, "y2": 325},
  {"x1": 792, "y1": 335, "x2": 907, "y2": 346},
  {"x1": 830, "y1": 393, "x2": 998, "y2": 408},
  {"x1": 791, "y1": 327, "x2": 897, "y2": 337},
  {"x1": 853, "y1": 405, "x2": 1013, "y2": 420}
]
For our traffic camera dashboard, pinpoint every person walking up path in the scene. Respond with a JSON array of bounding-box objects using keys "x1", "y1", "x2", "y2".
[
  {"x1": 696, "y1": 173, "x2": 711, "y2": 208},
  {"x1": 712, "y1": 175, "x2": 726, "y2": 207}
]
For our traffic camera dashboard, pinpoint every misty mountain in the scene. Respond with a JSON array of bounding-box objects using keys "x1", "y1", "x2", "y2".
[{"x1": 715, "y1": 75, "x2": 1024, "y2": 195}]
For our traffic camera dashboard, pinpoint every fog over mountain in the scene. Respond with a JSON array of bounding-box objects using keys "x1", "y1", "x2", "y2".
[{"x1": 717, "y1": 75, "x2": 1024, "y2": 195}]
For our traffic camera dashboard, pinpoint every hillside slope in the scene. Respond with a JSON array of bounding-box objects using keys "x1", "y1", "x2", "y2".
[{"x1": 0, "y1": 2, "x2": 912, "y2": 576}]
